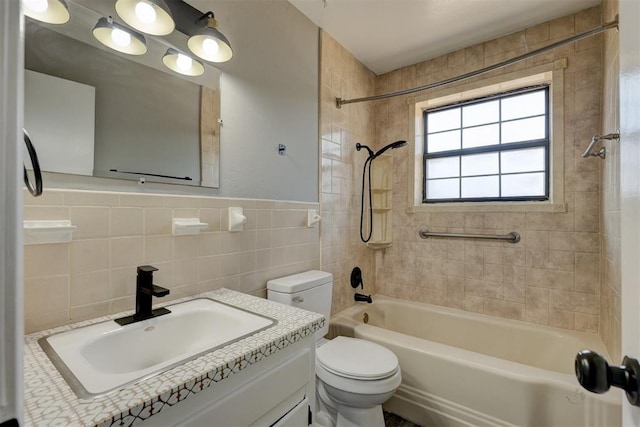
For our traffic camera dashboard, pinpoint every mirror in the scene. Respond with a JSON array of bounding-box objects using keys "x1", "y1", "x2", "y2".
[{"x1": 23, "y1": 0, "x2": 221, "y2": 188}]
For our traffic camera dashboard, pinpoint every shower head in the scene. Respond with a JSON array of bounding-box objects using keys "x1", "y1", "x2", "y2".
[
  {"x1": 356, "y1": 140, "x2": 407, "y2": 160},
  {"x1": 373, "y1": 140, "x2": 407, "y2": 158}
]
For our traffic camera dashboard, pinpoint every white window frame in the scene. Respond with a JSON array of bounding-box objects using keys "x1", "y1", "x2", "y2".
[{"x1": 407, "y1": 59, "x2": 568, "y2": 213}]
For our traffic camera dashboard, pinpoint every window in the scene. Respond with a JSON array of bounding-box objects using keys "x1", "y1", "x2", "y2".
[{"x1": 423, "y1": 85, "x2": 550, "y2": 203}]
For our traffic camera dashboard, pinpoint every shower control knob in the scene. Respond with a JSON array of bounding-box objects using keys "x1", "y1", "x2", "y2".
[{"x1": 575, "y1": 349, "x2": 640, "y2": 406}]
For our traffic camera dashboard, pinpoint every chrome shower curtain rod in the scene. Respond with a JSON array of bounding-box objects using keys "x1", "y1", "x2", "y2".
[{"x1": 336, "y1": 18, "x2": 619, "y2": 108}]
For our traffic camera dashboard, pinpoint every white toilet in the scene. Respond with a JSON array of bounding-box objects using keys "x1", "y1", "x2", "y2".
[{"x1": 267, "y1": 270, "x2": 401, "y2": 427}]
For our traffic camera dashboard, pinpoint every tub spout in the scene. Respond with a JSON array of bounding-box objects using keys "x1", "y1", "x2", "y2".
[{"x1": 354, "y1": 293, "x2": 372, "y2": 303}]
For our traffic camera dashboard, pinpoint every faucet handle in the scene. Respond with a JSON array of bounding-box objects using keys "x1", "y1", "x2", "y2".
[
  {"x1": 150, "y1": 284, "x2": 170, "y2": 297},
  {"x1": 137, "y1": 265, "x2": 159, "y2": 275}
]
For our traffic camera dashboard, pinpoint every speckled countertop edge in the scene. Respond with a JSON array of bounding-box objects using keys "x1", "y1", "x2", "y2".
[{"x1": 23, "y1": 289, "x2": 324, "y2": 427}]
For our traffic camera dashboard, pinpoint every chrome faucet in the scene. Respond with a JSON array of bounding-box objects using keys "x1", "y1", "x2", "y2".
[{"x1": 115, "y1": 265, "x2": 171, "y2": 326}]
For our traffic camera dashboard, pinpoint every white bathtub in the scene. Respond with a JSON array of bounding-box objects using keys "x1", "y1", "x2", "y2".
[{"x1": 330, "y1": 296, "x2": 621, "y2": 427}]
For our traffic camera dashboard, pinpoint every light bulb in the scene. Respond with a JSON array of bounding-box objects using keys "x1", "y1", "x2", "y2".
[
  {"x1": 24, "y1": 0, "x2": 48, "y2": 13},
  {"x1": 134, "y1": 1, "x2": 156, "y2": 24},
  {"x1": 176, "y1": 54, "x2": 193, "y2": 71},
  {"x1": 202, "y1": 38, "x2": 219, "y2": 56},
  {"x1": 111, "y1": 28, "x2": 132, "y2": 47}
]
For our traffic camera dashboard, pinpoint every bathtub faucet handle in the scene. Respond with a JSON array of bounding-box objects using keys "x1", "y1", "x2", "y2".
[{"x1": 350, "y1": 267, "x2": 363, "y2": 289}]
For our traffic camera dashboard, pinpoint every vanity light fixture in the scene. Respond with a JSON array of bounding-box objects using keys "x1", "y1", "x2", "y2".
[
  {"x1": 187, "y1": 12, "x2": 233, "y2": 63},
  {"x1": 92, "y1": 17, "x2": 148, "y2": 55},
  {"x1": 23, "y1": 0, "x2": 70, "y2": 24},
  {"x1": 115, "y1": 0, "x2": 175, "y2": 36},
  {"x1": 162, "y1": 48, "x2": 204, "y2": 76}
]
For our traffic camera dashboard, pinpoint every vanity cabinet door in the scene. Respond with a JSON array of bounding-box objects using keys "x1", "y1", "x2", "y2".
[
  {"x1": 142, "y1": 337, "x2": 315, "y2": 427},
  {"x1": 267, "y1": 397, "x2": 309, "y2": 427}
]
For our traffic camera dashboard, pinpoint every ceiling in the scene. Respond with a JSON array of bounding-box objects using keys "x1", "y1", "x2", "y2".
[{"x1": 288, "y1": 0, "x2": 601, "y2": 75}]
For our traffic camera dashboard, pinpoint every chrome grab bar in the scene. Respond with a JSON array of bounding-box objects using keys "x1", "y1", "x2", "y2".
[
  {"x1": 418, "y1": 229, "x2": 521, "y2": 244},
  {"x1": 582, "y1": 132, "x2": 620, "y2": 159}
]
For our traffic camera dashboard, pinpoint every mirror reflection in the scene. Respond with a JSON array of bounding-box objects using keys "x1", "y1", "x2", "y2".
[{"x1": 24, "y1": 0, "x2": 221, "y2": 188}]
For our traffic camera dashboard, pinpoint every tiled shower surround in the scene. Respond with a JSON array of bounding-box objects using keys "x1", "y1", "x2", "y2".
[
  {"x1": 23, "y1": 189, "x2": 319, "y2": 333},
  {"x1": 321, "y1": 5, "x2": 619, "y2": 356},
  {"x1": 375, "y1": 6, "x2": 605, "y2": 333}
]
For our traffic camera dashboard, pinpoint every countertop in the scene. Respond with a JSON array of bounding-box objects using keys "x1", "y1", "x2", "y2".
[{"x1": 23, "y1": 289, "x2": 324, "y2": 426}]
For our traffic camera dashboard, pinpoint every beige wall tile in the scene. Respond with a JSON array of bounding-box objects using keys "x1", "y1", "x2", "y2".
[
  {"x1": 24, "y1": 275, "x2": 69, "y2": 317},
  {"x1": 24, "y1": 243, "x2": 69, "y2": 278},
  {"x1": 25, "y1": 310, "x2": 69, "y2": 334},
  {"x1": 109, "y1": 267, "x2": 137, "y2": 298},
  {"x1": 70, "y1": 302, "x2": 110, "y2": 323},
  {"x1": 144, "y1": 208, "x2": 172, "y2": 236},
  {"x1": 144, "y1": 235, "x2": 173, "y2": 263},
  {"x1": 23, "y1": 190, "x2": 320, "y2": 332},
  {"x1": 110, "y1": 237, "x2": 144, "y2": 268},
  {"x1": 70, "y1": 239, "x2": 109, "y2": 274},
  {"x1": 111, "y1": 207, "x2": 143, "y2": 237},
  {"x1": 525, "y1": 286, "x2": 549, "y2": 324},
  {"x1": 70, "y1": 270, "x2": 109, "y2": 306},
  {"x1": 24, "y1": 206, "x2": 69, "y2": 221}
]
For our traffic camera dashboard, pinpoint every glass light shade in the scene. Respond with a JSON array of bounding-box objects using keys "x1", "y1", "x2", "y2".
[
  {"x1": 92, "y1": 17, "x2": 147, "y2": 55},
  {"x1": 162, "y1": 49, "x2": 204, "y2": 76},
  {"x1": 187, "y1": 17, "x2": 233, "y2": 63},
  {"x1": 23, "y1": 0, "x2": 70, "y2": 24},
  {"x1": 115, "y1": 0, "x2": 175, "y2": 36}
]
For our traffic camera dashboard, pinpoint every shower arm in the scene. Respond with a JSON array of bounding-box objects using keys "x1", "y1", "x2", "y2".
[{"x1": 581, "y1": 132, "x2": 620, "y2": 159}]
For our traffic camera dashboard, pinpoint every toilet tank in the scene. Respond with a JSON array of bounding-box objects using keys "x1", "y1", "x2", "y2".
[{"x1": 267, "y1": 270, "x2": 332, "y2": 339}]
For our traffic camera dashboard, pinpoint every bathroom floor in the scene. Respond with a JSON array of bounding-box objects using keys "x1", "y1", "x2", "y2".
[{"x1": 384, "y1": 411, "x2": 421, "y2": 427}]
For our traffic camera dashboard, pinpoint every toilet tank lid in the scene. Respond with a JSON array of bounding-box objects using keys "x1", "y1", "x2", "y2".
[{"x1": 267, "y1": 270, "x2": 333, "y2": 293}]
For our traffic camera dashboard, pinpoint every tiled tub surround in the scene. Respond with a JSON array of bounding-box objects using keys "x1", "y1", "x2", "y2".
[
  {"x1": 23, "y1": 189, "x2": 320, "y2": 333},
  {"x1": 24, "y1": 288, "x2": 324, "y2": 426},
  {"x1": 369, "y1": 7, "x2": 606, "y2": 333}
]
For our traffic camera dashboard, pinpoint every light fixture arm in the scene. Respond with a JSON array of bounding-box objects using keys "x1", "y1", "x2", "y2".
[{"x1": 196, "y1": 11, "x2": 215, "y2": 24}]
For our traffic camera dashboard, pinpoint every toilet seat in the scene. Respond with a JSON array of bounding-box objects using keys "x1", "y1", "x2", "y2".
[
  {"x1": 316, "y1": 336, "x2": 399, "y2": 380},
  {"x1": 315, "y1": 337, "x2": 401, "y2": 396}
]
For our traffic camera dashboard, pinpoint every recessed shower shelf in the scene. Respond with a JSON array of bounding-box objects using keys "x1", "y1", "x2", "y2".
[
  {"x1": 367, "y1": 155, "x2": 394, "y2": 249},
  {"x1": 23, "y1": 220, "x2": 77, "y2": 245}
]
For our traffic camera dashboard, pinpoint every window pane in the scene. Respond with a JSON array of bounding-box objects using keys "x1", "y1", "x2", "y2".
[
  {"x1": 501, "y1": 116, "x2": 546, "y2": 143},
  {"x1": 501, "y1": 172, "x2": 545, "y2": 196},
  {"x1": 501, "y1": 147, "x2": 546, "y2": 173},
  {"x1": 427, "y1": 157, "x2": 459, "y2": 179},
  {"x1": 427, "y1": 178, "x2": 459, "y2": 199},
  {"x1": 461, "y1": 152, "x2": 499, "y2": 176},
  {"x1": 461, "y1": 176, "x2": 499, "y2": 198},
  {"x1": 462, "y1": 123, "x2": 499, "y2": 148},
  {"x1": 427, "y1": 129, "x2": 461, "y2": 153},
  {"x1": 463, "y1": 100, "x2": 499, "y2": 127},
  {"x1": 427, "y1": 108, "x2": 460, "y2": 133},
  {"x1": 501, "y1": 91, "x2": 546, "y2": 121}
]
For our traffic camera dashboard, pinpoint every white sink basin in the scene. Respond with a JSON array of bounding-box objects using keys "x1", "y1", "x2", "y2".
[{"x1": 39, "y1": 298, "x2": 276, "y2": 398}]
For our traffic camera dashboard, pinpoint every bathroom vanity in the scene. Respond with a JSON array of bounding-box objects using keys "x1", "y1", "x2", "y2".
[{"x1": 23, "y1": 289, "x2": 323, "y2": 426}]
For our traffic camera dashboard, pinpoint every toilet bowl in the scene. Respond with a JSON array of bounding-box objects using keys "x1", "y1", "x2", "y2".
[
  {"x1": 315, "y1": 337, "x2": 401, "y2": 427},
  {"x1": 267, "y1": 271, "x2": 401, "y2": 427}
]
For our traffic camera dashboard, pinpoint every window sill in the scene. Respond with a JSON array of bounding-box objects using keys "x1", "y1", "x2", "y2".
[{"x1": 407, "y1": 200, "x2": 567, "y2": 214}]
